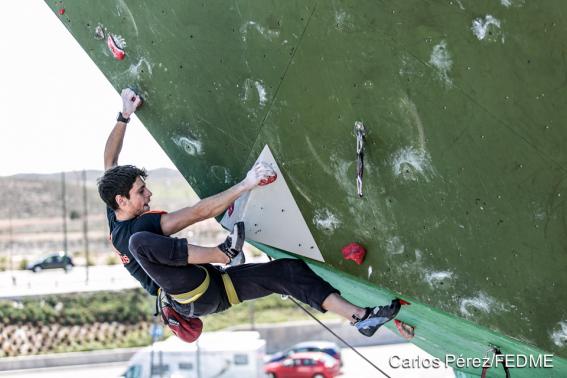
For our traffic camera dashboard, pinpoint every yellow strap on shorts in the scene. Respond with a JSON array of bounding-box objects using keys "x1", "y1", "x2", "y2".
[
  {"x1": 170, "y1": 266, "x2": 210, "y2": 304},
  {"x1": 221, "y1": 272, "x2": 241, "y2": 305}
]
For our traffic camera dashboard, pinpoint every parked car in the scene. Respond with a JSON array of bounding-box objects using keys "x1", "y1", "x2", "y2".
[
  {"x1": 265, "y1": 352, "x2": 340, "y2": 378},
  {"x1": 266, "y1": 341, "x2": 342, "y2": 367},
  {"x1": 27, "y1": 252, "x2": 74, "y2": 273}
]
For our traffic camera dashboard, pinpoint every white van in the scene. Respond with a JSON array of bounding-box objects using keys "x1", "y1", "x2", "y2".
[{"x1": 121, "y1": 331, "x2": 266, "y2": 378}]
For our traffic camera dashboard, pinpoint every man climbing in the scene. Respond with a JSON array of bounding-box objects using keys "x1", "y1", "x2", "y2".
[{"x1": 98, "y1": 88, "x2": 401, "y2": 341}]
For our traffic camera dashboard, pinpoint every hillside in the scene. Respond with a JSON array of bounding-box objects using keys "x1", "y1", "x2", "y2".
[{"x1": 0, "y1": 169, "x2": 224, "y2": 268}]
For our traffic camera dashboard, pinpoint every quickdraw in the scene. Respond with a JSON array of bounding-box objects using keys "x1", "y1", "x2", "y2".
[
  {"x1": 355, "y1": 121, "x2": 366, "y2": 197},
  {"x1": 482, "y1": 346, "x2": 511, "y2": 378}
]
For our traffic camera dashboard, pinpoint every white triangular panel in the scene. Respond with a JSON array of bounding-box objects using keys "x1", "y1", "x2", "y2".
[{"x1": 221, "y1": 145, "x2": 325, "y2": 262}]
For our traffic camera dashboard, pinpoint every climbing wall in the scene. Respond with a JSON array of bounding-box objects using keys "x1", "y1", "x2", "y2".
[
  {"x1": 220, "y1": 145, "x2": 326, "y2": 262},
  {"x1": 45, "y1": 0, "x2": 567, "y2": 375}
]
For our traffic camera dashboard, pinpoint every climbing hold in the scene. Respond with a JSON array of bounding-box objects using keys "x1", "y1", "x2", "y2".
[
  {"x1": 95, "y1": 25, "x2": 105, "y2": 40},
  {"x1": 394, "y1": 320, "x2": 415, "y2": 340},
  {"x1": 107, "y1": 35, "x2": 125, "y2": 60},
  {"x1": 259, "y1": 173, "x2": 277, "y2": 186},
  {"x1": 130, "y1": 92, "x2": 144, "y2": 108},
  {"x1": 58, "y1": 8, "x2": 65, "y2": 15},
  {"x1": 341, "y1": 242, "x2": 366, "y2": 265}
]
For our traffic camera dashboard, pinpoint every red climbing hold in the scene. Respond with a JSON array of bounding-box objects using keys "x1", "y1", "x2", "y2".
[
  {"x1": 227, "y1": 203, "x2": 234, "y2": 217},
  {"x1": 259, "y1": 172, "x2": 277, "y2": 186},
  {"x1": 107, "y1": 35, "x2": 125, "y2": 60},
  {"x1": 394, "y1": 320, "x2": 415, "y2": 340},
  {"x1": 58, "y1": 8, "x2": 65, "y2": 15},
  {"x1": 341, "y1": 243, "x2": 366, "y2": 265}
]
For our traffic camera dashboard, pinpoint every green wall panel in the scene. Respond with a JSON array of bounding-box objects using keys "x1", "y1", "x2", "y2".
[{"x1": 45, "y1": 0, "x2": 567, "y2": 373}]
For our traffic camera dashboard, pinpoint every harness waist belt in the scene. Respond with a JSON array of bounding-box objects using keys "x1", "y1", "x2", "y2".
[
  {"x1": 169, "y1": 266, "x2": 241, "y2": 306},
  {"x1": 170, "y1": 266, "x2": 210, "y2": 304}
]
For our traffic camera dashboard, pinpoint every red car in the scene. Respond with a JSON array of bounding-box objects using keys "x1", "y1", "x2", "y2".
[{"x1": 265, "y1": 351, "x2": 341, "y2": 378}]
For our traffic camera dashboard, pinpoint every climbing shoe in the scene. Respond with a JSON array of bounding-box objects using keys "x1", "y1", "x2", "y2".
[
  {"x1": 218, "y1": 222, "x2": 245, "y2": 266},
  {"x1": 353, "y1": 299, "x2": 401, "y2": 337}
]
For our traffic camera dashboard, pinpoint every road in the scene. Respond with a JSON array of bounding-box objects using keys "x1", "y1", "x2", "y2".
[
  {"x1": 0, "y1": 362, "x2": 126, "y2": 378},
  {"x1": 0, "y1": 344, "x2": 454, "y2": 377},
  {"x1": 0, "y1": 265, "x2": 138, "y2": 298},
  {"x1": 0, "y1": 251, "x2": 270, "y2": 298}
]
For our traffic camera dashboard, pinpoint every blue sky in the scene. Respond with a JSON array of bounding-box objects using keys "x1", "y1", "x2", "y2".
[{"x1": 0, "y1": 0, "x2": 175, "y2": 176}]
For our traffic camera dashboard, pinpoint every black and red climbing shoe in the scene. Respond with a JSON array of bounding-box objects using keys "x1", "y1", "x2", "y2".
[
  {"x1": 218, "y1": 222, "x2": 245, "y2": 266},
  {"x1": 353, "y1": 299, "x2": 401, "y2": 337}
]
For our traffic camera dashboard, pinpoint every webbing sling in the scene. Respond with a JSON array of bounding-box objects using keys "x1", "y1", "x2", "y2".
[
  {"x1": 221, "y1": 272, "x2": 241, "y2": 305},
  {"x1": 169, "y1": 266, "x2": 241, "y2": 306}
]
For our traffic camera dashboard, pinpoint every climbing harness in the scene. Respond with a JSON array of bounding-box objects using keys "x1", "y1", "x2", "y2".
[
  {"x1": 154, "y1": 266, "x2": 241, "y2": 344},
  {"x1": 168, "y1": 266, "x2": 240, "y2": 306},
  {"x1": 355, "y1": 121, "x2": 366, "y2": 197},
  {"x1": 169, "y1": 266, "x2": 210, "y2": 304}
]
